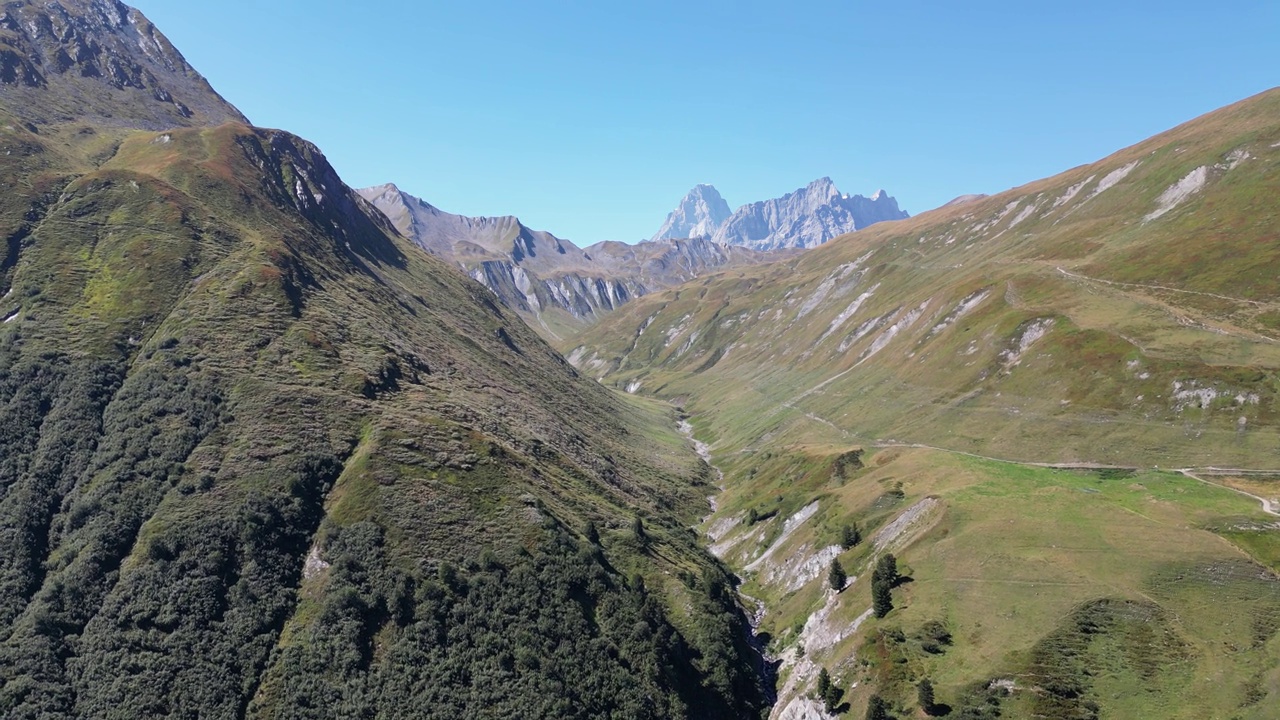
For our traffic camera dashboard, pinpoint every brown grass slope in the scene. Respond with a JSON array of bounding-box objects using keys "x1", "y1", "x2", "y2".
[{"x1": 570, "y1": 87, "x2": 1280, "y2": 469}]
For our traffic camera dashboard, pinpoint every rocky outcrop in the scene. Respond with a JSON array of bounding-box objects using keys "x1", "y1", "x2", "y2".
[
  {"x1": 652, "y1": 183, "x2": 732, "y2": 241},
  {"x1": 360, "y1": 183, "x2": 782, "y2": 331},
  {"x1": 468, "y1": 261, "x2": 643, "y2": 319},
  {"x1": 0, "y1": 0, "x2": 246, "y2": 128}
]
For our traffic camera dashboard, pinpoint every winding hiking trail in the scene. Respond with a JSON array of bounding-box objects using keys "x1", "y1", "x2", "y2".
[
  {"x1": 1055, "y1": 266, "x2": 1269, "y2": 309},
  {"x1": 1177, "y1": 468, "x2": 1279, "y2": 516},
  {"x1": 1055, "y1": 266, "x2": 1280, "y2": 344}
]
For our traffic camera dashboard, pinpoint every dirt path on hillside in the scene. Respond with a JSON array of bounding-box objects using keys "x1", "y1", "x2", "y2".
[
  {"x1": 871, "y1": 440, "x2": 1140, "y2": 470},
  {"x1": 1055, "y1": 266, "x2": 1280, "y2": 344},
  {"x1": 1055, "y1": 266, "x2": 1271, "y2": 309},
  {"x1": 1176, "y1": 468, "x2": 1279, "y2": 517},
  {"x1": 873, "y1": 440, "x2": 1280, "y2": 518}
]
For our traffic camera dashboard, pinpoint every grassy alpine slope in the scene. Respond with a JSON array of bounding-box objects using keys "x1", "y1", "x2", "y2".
[
  {"x1": 569, "y1": 89, "x2": 1280, "y2": 718},
  {"x1": 0, "y1": 117, "x2": 768, "y2": 720},
  {"x1": 0, "y1": 2, "x2": 770, "y2": 717},
  {"x1": 571, "y1": 88, "x2": 1280, "y2": 470}
]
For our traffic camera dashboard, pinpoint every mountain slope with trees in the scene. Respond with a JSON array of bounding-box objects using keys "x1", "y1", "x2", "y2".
[{"x1": 0, "y1": 2, "x2": 769, "y2": 717}]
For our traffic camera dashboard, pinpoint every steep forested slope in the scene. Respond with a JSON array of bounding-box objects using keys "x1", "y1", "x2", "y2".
[
  {"x1": 0, "y1": 110, "x2": 767, "y2": 720},
  {"x1": 0, "y1": 2, "x2": 769, "y2": 718}
]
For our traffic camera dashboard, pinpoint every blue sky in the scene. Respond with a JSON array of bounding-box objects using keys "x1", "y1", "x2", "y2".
[{"x1": 133, "y1": 1, "x2": 1278, "y2": 245}]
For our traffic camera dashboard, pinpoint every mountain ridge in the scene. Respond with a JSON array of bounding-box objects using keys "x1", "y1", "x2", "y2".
[
  {"x1": 653, "y1": 178, "x2": 909, "y2": 251},
  {"x1": 0, "y1": 0, "x2": 246, "y2": 129},
  {"x1": 359, "y1": 181, "x2": 785, "y2": 337}
]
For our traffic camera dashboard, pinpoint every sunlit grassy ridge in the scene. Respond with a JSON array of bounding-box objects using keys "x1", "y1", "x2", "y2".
[{"x1": 570, "y1": 88, "x2": 1280, "y2": 470}]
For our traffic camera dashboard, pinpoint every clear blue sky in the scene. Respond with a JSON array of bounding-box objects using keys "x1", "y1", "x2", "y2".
[{"x1": 133, "y1": 0, "x2": 1277, "y2": 245}]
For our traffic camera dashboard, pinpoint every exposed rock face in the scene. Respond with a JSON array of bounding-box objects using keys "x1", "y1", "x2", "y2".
[
  {"x1": 0, "y1": 0, "x2": 246, "y2": 128},
  {"x1": 652, "y1": 178, "x2": 908, "y2": 252},
  {"x1": 712, "y1": 178, "x2": 908, "y2": 251},
  {"x1": 651, "y1": 183, "x2": 732, "y2": 241},
  {"x1": 360, "y1": 183, "x2": 781, "y2": 331},
  {"x1": 358, "y1": 182, "x2": 586, "y2": 276}
]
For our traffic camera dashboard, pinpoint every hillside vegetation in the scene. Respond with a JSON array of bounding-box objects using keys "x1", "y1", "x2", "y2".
[
  {"x1": 571, "y1": 88, "x2": 1280, "y2": 470},
  {"x1": 0, "y1": 116, "x2": 768, "y2": 718},
  {"x1": 568, "y1": 88, "x2": 1280, "y2": 718}
]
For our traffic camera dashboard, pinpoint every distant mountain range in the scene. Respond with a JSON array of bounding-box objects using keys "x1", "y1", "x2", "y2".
[
  {"x1": 653, "y1": 177, "x2": 909, "y2": 250},
  {"x1": 359, "y1": 183, "x2": 785, "y2": 337},
  {"x1": 356, "y1": 176, "x2": 905, "y2": 333}
]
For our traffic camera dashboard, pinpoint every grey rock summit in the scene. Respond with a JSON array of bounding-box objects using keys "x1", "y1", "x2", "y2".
[
  {"x1": 655, "y1": 178, "x2": 908, "y2": 251},
  {"x1": 0, "y1": 0, "x2": 246, "y2": 129},
  {"x1": 651, "y1": 183, "x2": 732, "y2": 241},
  {"x1": 359, "y1": 183, "x2": 782, "y2": 335}
]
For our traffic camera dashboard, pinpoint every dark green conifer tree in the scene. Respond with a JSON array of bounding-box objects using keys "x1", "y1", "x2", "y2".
[
  {"x1": 865, "y1": 694, "x2": 889, "y2": 720},
  {"x1": 918, "y1": 678, "x2": 936, "y2": 715},
  {"x1": 872, "y1": 579, "x2": 893, "y2": 618},
  {"x1": 829, "y1": 558, "x2": 848, "y2": 592}
]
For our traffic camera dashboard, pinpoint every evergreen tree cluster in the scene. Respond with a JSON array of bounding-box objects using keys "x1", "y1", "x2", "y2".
[
  {"x1": 816, "y1": 667, "x2": 844, "y2": 714},
  {"x1": 865, "y1": 693, "x2": 889, "y2": 720},
  {"x1": 918, "y1": 678, "x2": 937, "y2": 716},
  {"x1": 253, "y1": 524, "x2": 769, "y2": 719},
  {"x1": 840, "y1": 523, "x2": 861, "y2": 550}
]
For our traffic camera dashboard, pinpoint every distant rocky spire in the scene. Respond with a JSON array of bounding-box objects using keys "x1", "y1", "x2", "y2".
[{"x1": 651, "y1": 184, "x2": 733, "y2": 241}]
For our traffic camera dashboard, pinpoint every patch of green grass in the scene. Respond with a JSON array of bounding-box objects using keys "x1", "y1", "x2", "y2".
[{"x1": 702, "y1": 443, "x2": 1280, "y2": 718}]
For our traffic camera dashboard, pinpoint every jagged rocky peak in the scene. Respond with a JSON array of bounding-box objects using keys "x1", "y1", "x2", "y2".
[
  {"x1": 651, "y1": 183, "x2": 732, "y2": 241},
  {"x1": 0, "y1": 0, "x2": 246, "y2": 128},
  {"x1": 651, "y1": 177, "x2": 908, "y2": 252},
  {"x1": 708, "y1": 177, "x2": 909, "y2": 251}
]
